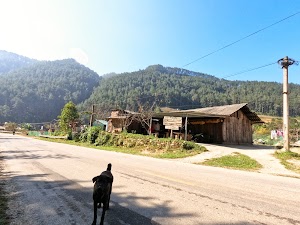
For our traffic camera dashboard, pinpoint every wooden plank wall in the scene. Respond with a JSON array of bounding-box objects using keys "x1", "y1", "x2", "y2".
[
  {"x1": 189, "y1": 120, "x2": 223, "y2": 143},
  {"x1": 107, "y1": 118, "x2": 123, "y2": 133},
  {"x1": 222, "y1": 110, "x2": 252, "y2": 144}
]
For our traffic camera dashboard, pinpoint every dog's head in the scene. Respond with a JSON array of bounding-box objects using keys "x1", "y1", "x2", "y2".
[
  {"x1": 92, "y1": 175, "x2": 111, "y2": 201},
  {"x1": 93, "y1": 175, "x2": 111, "y2": 190}
]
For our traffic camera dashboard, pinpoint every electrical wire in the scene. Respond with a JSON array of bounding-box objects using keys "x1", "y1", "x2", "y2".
[
  {"x1": 221, "y1": 62, "x2": 278, "y2": 79},
  {"x1": 182, "y1": 11, "x2": 300, "y2": 68}
]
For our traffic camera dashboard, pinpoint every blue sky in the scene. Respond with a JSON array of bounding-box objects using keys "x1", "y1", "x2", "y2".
[{"x1": 1, "y1": 0, "x2": 300, "y2": 83}]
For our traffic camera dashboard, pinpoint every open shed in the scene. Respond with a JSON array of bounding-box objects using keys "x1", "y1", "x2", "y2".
[{"x1": 154, "y1": 103, "x2": 263, "y2": 144}]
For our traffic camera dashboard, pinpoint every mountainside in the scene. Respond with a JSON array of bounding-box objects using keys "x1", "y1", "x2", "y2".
[
  {"x1": 0, "y1": 50, "x2": 37, "y2": 74},
  {"x1": 0, "y1": 55, "x2": 101, "y2": 123},
  {"x1": 79, "y1": 64, "x2": 300, "y2": 117},
  {"x1": 1, "y1": 50, "x2": 300, "y2": 124}
]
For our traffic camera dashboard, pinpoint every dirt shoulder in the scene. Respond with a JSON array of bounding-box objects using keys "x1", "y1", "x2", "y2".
[
  {"x1": 0, "y1": 155, "x2": 9, "y2": 225},
  {"x1": 174, "y1": 143, "x2": 300, "y2": 178}
]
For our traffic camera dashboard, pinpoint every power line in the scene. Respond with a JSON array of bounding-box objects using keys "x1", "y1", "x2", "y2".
[
  {"x1": 221, "y1": 62, "x2": 278, "y2": 79},
  {"x1": 182, "y1": 11, "x2": 300, "y2": 68},
  {"x1": 178, "y1": 61, "x2": 278, "y2": 92}
]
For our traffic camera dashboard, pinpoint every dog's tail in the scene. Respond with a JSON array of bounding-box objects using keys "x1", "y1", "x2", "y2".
[{"x1": 107, "y1": 163, "x2": 112, "y2": 171}]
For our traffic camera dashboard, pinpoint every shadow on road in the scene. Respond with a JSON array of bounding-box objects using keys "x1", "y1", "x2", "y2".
[
  {"x1": 3, "y1": 169, "x2": 267, "y2": 225},
  {"x1": 1, "y1": 150, "x2": 79, "y2": 160},
  {"x1": 3, "y1": 170, "x2": 177, "y2": 224}
]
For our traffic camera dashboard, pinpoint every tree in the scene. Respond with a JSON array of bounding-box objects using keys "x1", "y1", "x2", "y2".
[
  {"x1": 58, "y1": 101, "x2": 79, "y2": 132},
  {"x1": 119, "y1": 110, "x2": 138, "y2": 132},
  {"x1": 135, "y1": 100, "x2": 157, "y2": 135},
  {"x1": 4, "y1": 122, "x2": 17, "y2": 131}
]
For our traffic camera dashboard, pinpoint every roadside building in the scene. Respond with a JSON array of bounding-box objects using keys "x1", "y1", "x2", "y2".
[
  {"x1": 106, "y1": 109, "x2": 144, "y2": 133},
  {"x1": 154, "y1": 103, "x2": 263, "y2": 144}
]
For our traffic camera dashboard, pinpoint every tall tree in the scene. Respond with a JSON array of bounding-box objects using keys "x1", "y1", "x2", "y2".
[{"x1": 58, "y1": 101, "x2": 79, "y2": 132}]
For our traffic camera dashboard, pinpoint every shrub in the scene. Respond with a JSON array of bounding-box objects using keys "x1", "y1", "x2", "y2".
[
  {"x1": 95, "y1": 132, "x2": 112, "y2": 146},
  {"x1": 125, "y1": 138, "x2": 136, "y2": 148},
  {"x1": 72, "y1": 132, "x2": 81, "y2": 142},
  {"x1": 87, "y1": 126, "x2": 102, "y2": 144},
  {"x1": 108, "y1": 134, "x2": 119, "y2": 146},
  {"x1": 79, "y1": 131, "x2": 88, "y2": 142},
  {"x1": 182, "y1": 141, "x2": 197, "y2": 150},
  {"x1": 67, "y1": 131, "x2": 72, "y2": 140},
  {"x1": 53, "y1": 130, "x2": 63, "y2": 136}
]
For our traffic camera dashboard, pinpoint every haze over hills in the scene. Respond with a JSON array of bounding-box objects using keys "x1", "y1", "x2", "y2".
[
  {"x1": 1, "y1": 50, "x2": 300, "y2": 123},
  {"x1": 0, "y1": 50, "x2": 38, "y2": 74},
  {"x1": 0, "y1": 51, "x2": 101, "y2": 123}
]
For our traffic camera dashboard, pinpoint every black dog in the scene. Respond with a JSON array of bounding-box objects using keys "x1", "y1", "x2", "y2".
[{"x1": 92, "y1": 163, "x2": 113, "y2": 225}]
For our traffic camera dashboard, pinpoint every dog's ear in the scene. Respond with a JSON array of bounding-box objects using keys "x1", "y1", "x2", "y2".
[{"x1": 92, "y1": 176, "x2": 99, "y2": 183}]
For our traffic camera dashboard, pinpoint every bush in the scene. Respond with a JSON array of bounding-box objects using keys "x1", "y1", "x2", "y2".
[
  {"x1": 79, "y1": 131, "x2": 88, "y2": 142},
  {"x1": 72, "y1": 132, "x2": 81, "y2": 142},
  {"x1": 87, "y1": 126, "x2": 102, "y2": 144},
  {"x1": 53, "y1": 130, "x2": 63, "y2": 136},
  {"x1": 182, "y1": 141, "x2": 197, "y2": 150},
  {"x1": 108, "y1": 134, "x2": 119, "y2": 146},
  {"x1": 67, "y1": 131, "x2": 72, "y2": 140},
  {"x1": 76, "y1": 130, "x2": 206, "y2": 155},
  {"x1": 95, "y1": 132, "x2": 112, "y2": 146}
]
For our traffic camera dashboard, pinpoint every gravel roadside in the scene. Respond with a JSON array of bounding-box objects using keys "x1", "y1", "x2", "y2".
[
  {"x1": 173, "y1": 143, "x2": 300, "y2": 178},
  {"x1": 0, "y1": 153, "x2": 28, "y2": 225}
]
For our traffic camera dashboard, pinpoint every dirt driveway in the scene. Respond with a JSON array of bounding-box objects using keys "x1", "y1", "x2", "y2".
[{"x1": 174, "y1": 143, "x2": 300, "y2": 178}]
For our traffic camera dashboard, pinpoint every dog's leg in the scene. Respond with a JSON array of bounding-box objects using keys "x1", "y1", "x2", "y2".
[
  {"x1": 100, "y1": 207, "x2": 106, "y2": 225},
  {"x1": 91, "y1": 201, "x2": 97, "y2": 225},
  {"x1": 107, "y1": 185, "x2": 112, "y2": 210}
]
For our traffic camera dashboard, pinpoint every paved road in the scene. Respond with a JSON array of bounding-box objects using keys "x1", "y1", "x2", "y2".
[{"x1": 1, "y1": 133, "x2": 300, "y2": 225}]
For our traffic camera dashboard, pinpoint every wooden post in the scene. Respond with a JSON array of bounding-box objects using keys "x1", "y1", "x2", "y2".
[
  {"x1": 184, "y1": 116, "x2": 188, "y2": 141},
  {"x1": 89, "y1": 104, "x2": 95, "y2": 127},
  {"x1": 149, "y1": 117, "x2": 153, "y2": 135}
]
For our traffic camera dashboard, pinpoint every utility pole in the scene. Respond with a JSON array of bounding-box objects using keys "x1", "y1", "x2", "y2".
[
  {"x1": 277, "y1": 56, "x2": 297, "y2": 151},
  {"x1": 89, "y1": 104, "x2": 95, "y2": 127}
]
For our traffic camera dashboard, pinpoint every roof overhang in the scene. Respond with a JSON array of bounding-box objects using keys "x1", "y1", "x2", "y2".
[
  {"x1": 153, "y1": 111, "x2": 223, "y2": 118},
  {"x1": 154, "y1": 103, "x2": 263, "y2": 124}
]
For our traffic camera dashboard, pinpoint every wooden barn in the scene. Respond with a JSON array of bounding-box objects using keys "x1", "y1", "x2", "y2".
[
  {"x1": 154, "y1": 103, "x2": 263, "y2": 144},
  {"x1": 106, "y1": 109, "x2": 145, "y2": 133}
]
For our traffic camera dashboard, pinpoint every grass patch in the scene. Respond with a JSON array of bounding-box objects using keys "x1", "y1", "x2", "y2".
[
  {"x1": 37, "y1": 137, "x2": 205, "y2": 159},
  {"x1": 274, "y1": 151, "x2": 300, "y2": 174},
  {"x1": 200, "y1": 152, "x2": 263, "y2": 171}
]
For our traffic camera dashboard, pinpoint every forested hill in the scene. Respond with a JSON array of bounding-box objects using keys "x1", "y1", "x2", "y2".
[
  {"x1": 1, "y1": 49, "x2": 300, "y2": 124},
  {"x1": 80, "y1": 64, "x2": 300, "y2": 117},
  {"x1": 0, "y1": 57, "x2": 101, "y2": 123},
  {"x1": 0, "y1": 50, "x2": 37, "y2": 74}
]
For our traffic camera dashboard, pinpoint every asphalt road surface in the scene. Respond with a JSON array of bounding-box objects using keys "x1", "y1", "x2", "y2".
[{"x1": 1, "y1": 133, "x2": 300, "y2": 225}]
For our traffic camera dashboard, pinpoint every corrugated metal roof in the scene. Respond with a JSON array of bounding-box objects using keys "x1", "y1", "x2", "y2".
[
  {"x1": 94, "y1": 120, "x2": 108, "y2": 125},
  {"x1": 182, "y1": 103, "x2": 248, "y2": 116},
  {"x1": 154, "y1": 111, "x2": 221, "y2": 118},
  {"x1": 154, "y1": 103, "x2": 263, "y2": 123}
]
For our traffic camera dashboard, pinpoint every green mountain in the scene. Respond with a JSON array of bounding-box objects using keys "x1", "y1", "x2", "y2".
[
  {"x1": 0, "y1": 53, "x2": 101, "y2": 123},
  {"x1": 79, "y1": 64, "x2": 300, "y2": 117},
  {"x1": 1, "y1": 50, "x2": 300, "y2": 124},
  {"x1": 0, "y1": 50, "x2": 37, "y2": 74}
]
